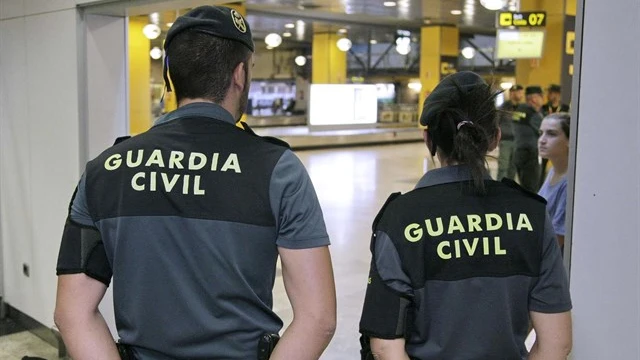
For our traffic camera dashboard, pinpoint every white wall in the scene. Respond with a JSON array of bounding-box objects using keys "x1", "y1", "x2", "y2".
[
  {"x1": 0, "y1": 7, "x2": 81, "y2": 326},
  {"x1": 569, "y1": 0, "x2": 640, "y2": 358},
  {"x1": 0, "y1": 0, "x2": 125, "y2": 331}
]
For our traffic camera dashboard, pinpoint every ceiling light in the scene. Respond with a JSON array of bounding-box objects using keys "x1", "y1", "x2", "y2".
[
  {"x1": 461, "y1": 46, "x2": 476, "y2": 59},
  {"x1": 479, "y1": 0, "x2": 508, "y2": 10},
  {"x1": 283, "y1": 32, "x2": 292, "y2": 37},
  {"x1": 167, "y1": 22, "x2": 174, "y2": 27},
  {"x1": 142, "y1": 24, "x2": 161, "y2": 40},
  {"x1": 383, "y1": 1, "x2": 397, "y2": 6},
  {"x1": 285, "y1": 23, "x2": 295, "y2": 29},
  {"x1": 266, "y1": 45, "x2": 274, "y2": 50},
  {"x1": 451, "y1": 9, "x2": 463, "y2": 15},
  {"x1": 396, "y1": 43, "x2": 411, "y2": 55},
  {"x1": 336, "y1": 38, "x2": 352, "y2": 52},
  {"x1": 149, "y1": 47, "x2": 163, "y2": 60},
  {"x1": 149, "y1": 12, "x2": 160, "y2": 25},
  {"x1": 295, "y1": 56, "x2": 307, "y2": 66},
  {"x1": 370, "y1": 39, "x2": 378, "y2": 44},
  {"x1": 338, "y1": 28, "x2": 347, "y2": 34},
  {"x1": 265, "y1": 33, "x2": 283, "y2": 48},
  {"x1": 500, "y1": 82, "x2": 514, "y2": 90},
  {"x1": 408, "y1": 82, "x2": 422, "y2": 92}
]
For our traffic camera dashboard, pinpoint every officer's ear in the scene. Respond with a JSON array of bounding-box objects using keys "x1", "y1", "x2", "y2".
[
  {"x1": 232, "y1": 61, "x2": 247, "y2": 92},
  {"x1": 488, "y1": 127, "x2": 501, "y2": 152}
]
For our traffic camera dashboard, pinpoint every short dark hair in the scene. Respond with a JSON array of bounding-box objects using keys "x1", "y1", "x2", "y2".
[{"x1": 166, "y1": 31, "x2": 251, "y2": 103}]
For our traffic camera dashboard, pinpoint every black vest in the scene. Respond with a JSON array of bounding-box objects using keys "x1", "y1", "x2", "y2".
[{"x1": 376, "y1": 179, "x2": 548, "y2": 286}]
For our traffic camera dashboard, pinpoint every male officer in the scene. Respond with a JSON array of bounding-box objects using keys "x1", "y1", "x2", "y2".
[
  {"x1": 54, "y1": 6, "x2": 336, "y2": 360},
  {"x1": 543, "y1": 84, "x2": 571, "y2": 116},
  {"x1": 497, "y1": 84, "x2": 524, "y2": 180},
  {"x1": 512, "y1": 86, "x2": 544, "y2": 192}
]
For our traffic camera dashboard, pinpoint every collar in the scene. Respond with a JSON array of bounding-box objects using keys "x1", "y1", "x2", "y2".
[
  {"x1": 415, "y1": 165, "x2": 492, "y2": 189},
  {"x1": 154, "y1": 102, "x2": 236, "y2": 127}
]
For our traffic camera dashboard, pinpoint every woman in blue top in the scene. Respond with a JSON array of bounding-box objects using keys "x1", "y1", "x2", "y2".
[{"x1": 538, "y1": 112, "x2": 571, "y2": 250}]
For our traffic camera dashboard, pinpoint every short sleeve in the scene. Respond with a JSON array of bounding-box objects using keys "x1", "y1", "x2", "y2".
[
  {"x1": 359, "y1": 231, "x2": 413, "y2": 339},
  {"x1": 56, "y1": 173, "x2": 112, "y2": 286},
  {"x1": 552, "y1": 182, "x2": 567, "y2": 236},
  {"x1": 269, "y1": 150, "x2": 330, "y2": 249},
  {"x1": 529, "y1": 213, "x2": 572, "y2": 313}
]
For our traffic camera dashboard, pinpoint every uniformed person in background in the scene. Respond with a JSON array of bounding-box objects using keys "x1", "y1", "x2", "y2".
[
  {"x1": 54, "y1": 6, "x2": 336, "y2": 360},
  {"x1": 542, "y1": 84, "x2": 571, "y2": 116},
  {"x1": 359, "y1": 72, "x2": 572, "y2": 360},
  {"x1": 497, "y1": 84, "x2": 524, "y2": 181},
  {"x1": 512, "y1": 86, "x2": 545, "y2": 192}
]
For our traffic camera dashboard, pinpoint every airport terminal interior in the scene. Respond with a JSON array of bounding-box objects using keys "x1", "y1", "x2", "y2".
[{"x1": 2, "y1": 0, "x2": 638, "y2": 359}]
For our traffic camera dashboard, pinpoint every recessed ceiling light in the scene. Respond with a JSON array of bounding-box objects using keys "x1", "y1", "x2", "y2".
[
  {"x1": 285, "y1": 23, "x2": 295, "y2": 29},
  {"x1": 338, "y1": 28, "x2": 347, "y2": 34},
  {"x1": 370, "y1": 39, "x2": 378, "y2": 44},
  {"x1": 451, "y1": 9, "x2": 463, "y2": 15},
  {"x1": 383, "y1": 1, "x2": 397, "y2": 7},
  {"x1": 283, "y1": 32, "x2": 292, "y2": 37}
]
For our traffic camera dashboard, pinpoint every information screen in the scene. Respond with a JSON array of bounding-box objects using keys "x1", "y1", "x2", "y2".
[
  {"x1": 309, "y1": 84, "x2": 378, "y2": 126},
  {"x1": 495, "y1": 29, "x2": 546, "y2": 59}
]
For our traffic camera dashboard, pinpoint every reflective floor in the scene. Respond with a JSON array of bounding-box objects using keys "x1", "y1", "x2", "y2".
[{"x1": 0, "y1": 142, "x2": 499, "y2": 359}]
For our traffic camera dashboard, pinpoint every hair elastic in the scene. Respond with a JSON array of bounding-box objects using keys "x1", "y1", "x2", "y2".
[{"x1": 457, "y1": 120, "x2": 473, "y2": 131}]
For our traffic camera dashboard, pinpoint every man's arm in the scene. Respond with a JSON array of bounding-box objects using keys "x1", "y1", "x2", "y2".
[
  {"x1": 528, "y1": 311, "x2": 572, "y2": 360},
  {"x1": 54, "y1": 274, "x2": 119, "y2": 359},
  {"x1": 269, "y1": 246, "x2": 336, "y2": 360}
]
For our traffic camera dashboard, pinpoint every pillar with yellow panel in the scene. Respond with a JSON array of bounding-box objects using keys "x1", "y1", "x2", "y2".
[
  {"x1": 128, "y1": 18, "x2": 152, "y2": 135},
  {"x1": 516, "y1": 0, "x2": 577, "y2": 105},
  {"x1": 311, "y1": 32, "x2": 347, "y2": 84},
  {"x1": 418, "y1": 25, "x2": 459, "y2": 120}
]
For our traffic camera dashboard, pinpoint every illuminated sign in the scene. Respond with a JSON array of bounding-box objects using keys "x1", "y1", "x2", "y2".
[
  {"x1": 495, "y1": 29, "x2": 546, "y2": 59},
  {"x1": 497, "y1": 11, "x2": 547, "y2": 28}
]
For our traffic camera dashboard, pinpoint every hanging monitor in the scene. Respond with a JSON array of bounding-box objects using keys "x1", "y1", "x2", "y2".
[{"x1": 495, "y1": 29, "x2": 546, "y2": 59}]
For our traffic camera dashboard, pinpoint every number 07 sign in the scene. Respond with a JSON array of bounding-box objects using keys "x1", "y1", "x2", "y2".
[{"x1": 497, "y1": 11, "x2": 547, "y2": 28}]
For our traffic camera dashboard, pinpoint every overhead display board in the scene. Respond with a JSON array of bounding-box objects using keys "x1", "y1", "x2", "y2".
[
  {"x1": 495, "y1": 29, "x2": 546, "y2": 59},
  {"x1": 497, "y1": 11, "x2": 547, "y2": 28},
  {"x1": 309, "y1": 84, "x2": 378, "y2": 126}
]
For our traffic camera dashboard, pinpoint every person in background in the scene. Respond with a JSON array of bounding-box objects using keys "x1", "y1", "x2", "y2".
[
  {"x1": 512, "y1": 86, "x2": 544, "y2": 192},
  {"x1": 538, "y1": 113, "x2": 571, "y2": 252},
  {"x1": 359, "y1": 72, "x2": 572, "y2": 360},
  {"x1": 542, "y1": 85, "x2": 571, "y2": 116},
  {"x1": 540, "y1": 85, "x2": 571, "y2": 185},
  {"x1": 497, "y1": 84, "x2": 524, "y2": 180}
]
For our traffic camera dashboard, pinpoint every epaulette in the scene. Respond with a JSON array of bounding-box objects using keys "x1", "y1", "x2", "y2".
[
  {"x1": 241, "y1": 122, "x2": 291, "y2": 149},
  {"x1": 372, "y1": 192, "x2": 402, "y2": 231},
  {"x1": 112, "y1": 135, "x2": 131, "y2": 146},
  {"x1": 500, "y1": 178, "x2": 547, "y2": 204}
]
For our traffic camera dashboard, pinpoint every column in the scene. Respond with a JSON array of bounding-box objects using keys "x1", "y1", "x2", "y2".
[
  {"x1": 516, "y1": 0, "x2": 576, "y2": 104},
  {"x1": 418, "y1": 25, "x2": 459, "y2": 119},
  {"x1": 128, "y1": 18, "x2": 151, "y2": 135},
  {"x1": 311, "y1": 32, "x2": 347, "y2": 84}
]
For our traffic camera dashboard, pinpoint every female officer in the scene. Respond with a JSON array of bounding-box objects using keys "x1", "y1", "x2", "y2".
[
  {"x1": 359, "y1": 72, "x2": 572, "y2": 360},
  {"x1": 538, "y1": 113, "x2": 571, "y2": 251}
]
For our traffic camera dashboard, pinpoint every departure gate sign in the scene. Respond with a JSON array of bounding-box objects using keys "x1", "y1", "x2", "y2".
[{"x1": 497, "y1": 11, "x2": 547, "y2": 28}]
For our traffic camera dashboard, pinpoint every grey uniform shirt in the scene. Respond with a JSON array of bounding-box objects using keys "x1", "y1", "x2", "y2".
[
  {"x1": 360, "y1": 165, "x2": 572, "y2": 360},
  {"x1": 66, "y1": 103, "x2": 330, "y2": 359}
]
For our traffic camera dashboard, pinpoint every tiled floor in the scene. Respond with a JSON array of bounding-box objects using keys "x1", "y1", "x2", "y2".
[{"x1": 0, "y1": 142, "x2": 498, "y2": 359}]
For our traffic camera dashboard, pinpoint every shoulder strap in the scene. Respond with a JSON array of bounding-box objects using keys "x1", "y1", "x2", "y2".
[
  {"x1": 372, "y1": 192, "x2": 402, "y2": 232},
  {"x1": 112, "y1": 136, "x2": 131, "y2": 146},
  {"x1": 500, "y1": 178, "x2": 547, "y2": 204},
  {"x1": 241, "y1": 122, "x2": 291, "y2": 149}
]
